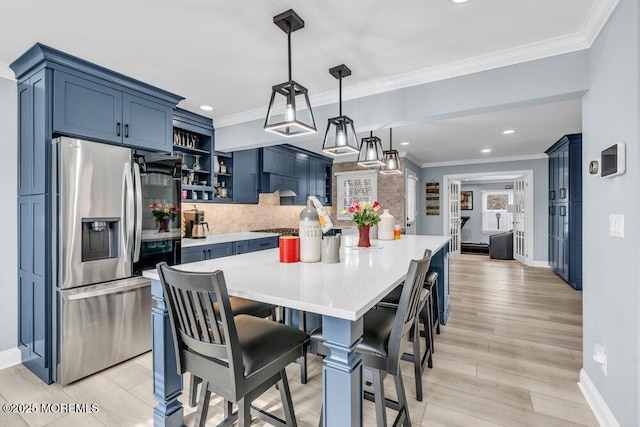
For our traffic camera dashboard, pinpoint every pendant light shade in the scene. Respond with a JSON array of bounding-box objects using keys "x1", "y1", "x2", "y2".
[
  {"x1": 357, "y1": 131, "x2": 385, "y2": 167},
  {"x1": 380, "y1": 128, "x2": 402, "y2": 175},
  {"x1": 322, "y1": 64, "x2": 360, "y2": 155},
  {"x1": 264, "y1": 10, "x2": 316, "y2": 137}
]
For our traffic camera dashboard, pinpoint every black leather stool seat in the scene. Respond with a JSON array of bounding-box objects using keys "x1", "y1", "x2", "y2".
[
  {"x1": 213, "y1": 297, "x2": 277, "y2": 319},
  {"x1": 311, "y1": 310, "x2": 394, "y2": 358},
  {"x1": 232, "y1": 314, "x2": 309, "y2": 376}
]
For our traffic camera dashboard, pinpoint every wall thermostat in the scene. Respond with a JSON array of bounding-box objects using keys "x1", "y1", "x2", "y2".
[
  {"x1": 601, "y1": 142, "x2": 626, "y2": 178},
  {"x1": 589, "y1": 159, "x2": 599, "y2": 175}
]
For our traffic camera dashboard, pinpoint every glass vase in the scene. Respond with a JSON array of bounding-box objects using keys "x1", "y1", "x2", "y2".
[
  {"x1": 357, "y1": 225, "x2": 371, "y2": 248},
  {"x1": 158, "y1": 219, "x2": 169, "y2": 232}
]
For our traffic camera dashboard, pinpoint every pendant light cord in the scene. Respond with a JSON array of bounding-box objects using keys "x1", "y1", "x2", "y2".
[
  {"x1": 390, "y1": 128, "x2": 393, "y2": 150},
  {"x1": 338, "y1": 72, "x2": 343, "y2": 116},
  {"x1": 287, "y1": 24, "x2": 292, "y2": 81}
]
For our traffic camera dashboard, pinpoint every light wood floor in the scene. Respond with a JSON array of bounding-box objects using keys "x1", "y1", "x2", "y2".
[{"x1": 0, "y1": 255, "x2": 597, "y2": 426}]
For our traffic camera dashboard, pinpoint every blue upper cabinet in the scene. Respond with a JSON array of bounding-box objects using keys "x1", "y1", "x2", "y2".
[
  {"x1": 53, "y1": 70, "x2": 174, "y2": 152},
  {"x1": 232, "y1": 149, "x2": 260, "y2": 204},
  {"x1": 53, "y1": 71, "x2": 123, "y2": 144},
  {"x1": 122, "y1": 93, "x2": 173, "y2": 152},
  {"x1": 263, "y1": 146, "x2": 296, "y2": 176},
  {"x1": 12, "y1": 44, "x2": 183, "y2": 153}
]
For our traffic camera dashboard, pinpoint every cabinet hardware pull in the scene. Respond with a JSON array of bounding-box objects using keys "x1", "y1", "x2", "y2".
[
  {"x1": 124, "y1": 124, "x2": 129, "y2": 138},
  {"x1": 560, "y1": 188, "x2": 566, "y2": 199},
  {"x1": 560, "y1": 206, "x2": 567, "y2": 217},
  {"x1": 550, "y1": 190, "x2": 556, "y2": 200},
  {"x1": 117, "y1": 122, "x2": 121, "y2": 137}
]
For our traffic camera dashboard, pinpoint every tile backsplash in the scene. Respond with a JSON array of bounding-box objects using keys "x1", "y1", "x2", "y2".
[{"x1": 184, "y1": 193, "x2": 333, "y2": 235}]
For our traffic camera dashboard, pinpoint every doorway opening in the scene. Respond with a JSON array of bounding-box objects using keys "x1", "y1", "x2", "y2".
[{"x1": 442, "y1": 170, "x2": 534, "y2": 266}]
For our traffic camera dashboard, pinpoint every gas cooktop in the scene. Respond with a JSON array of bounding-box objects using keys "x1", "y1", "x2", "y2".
[{"x1": 253, "y1": 228, "x2": 299, "y2": 236}]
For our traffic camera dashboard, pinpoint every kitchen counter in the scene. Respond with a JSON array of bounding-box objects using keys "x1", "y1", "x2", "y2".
[
  {"x1": 146, "y1": 234, "x2": 451, "y2": 427},
  {"x1": 181, "y1": 231, "x2": 280, "y2": 248}
]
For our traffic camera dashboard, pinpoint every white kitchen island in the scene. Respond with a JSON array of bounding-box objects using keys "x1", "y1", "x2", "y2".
[{"x1": 144, "y1": 234, "x2": 451, "y2": 427}]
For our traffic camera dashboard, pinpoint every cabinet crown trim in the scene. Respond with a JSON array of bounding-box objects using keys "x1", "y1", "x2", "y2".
[{"x1": 10, "y1": 43, "x2": 184, "y2": 105}]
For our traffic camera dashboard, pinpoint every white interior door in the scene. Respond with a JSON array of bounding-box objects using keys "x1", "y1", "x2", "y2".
[
  {"x1": 449, "y1": 179, "x2": 461, "y2": 257},
  {"x1": 513, "y1": 176, "x2": 527, "y2": 264},
  {"x1": 405, "y1": 170, "x2": 418, "y2": 235}
]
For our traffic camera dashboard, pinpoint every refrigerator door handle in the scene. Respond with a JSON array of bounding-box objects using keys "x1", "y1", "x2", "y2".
[
  {"x1": 66, "y1": 278, "x2": 150, "y2": 301},
  {"x1": 123, "y1": 162, "x2": 134, "y2": 264},
  {"x1": 133, "y1": 162, "x2": 143, "y2": 263}
]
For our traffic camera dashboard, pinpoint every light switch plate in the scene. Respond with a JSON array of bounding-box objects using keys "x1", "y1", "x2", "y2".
[{"x1": 609, "y1": 214, "x2": 624, "y2": 238}]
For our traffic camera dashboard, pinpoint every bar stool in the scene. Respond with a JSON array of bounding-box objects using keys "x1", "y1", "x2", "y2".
[
  {"x1": 188, "y1": 297, "x2": 279, "y2": 407},
  {"x1": 376, "y1": 249, "x2": 434, "y2": 402},
  {"x1": 425, "y1": 271, "x2": 441, "y2": 349},
  {"x1": 310, "y1": 255, "x2": 432, "y2": 426},
  {"x1": 157, "y1": 262, "x2": 309, "y2": 427}
]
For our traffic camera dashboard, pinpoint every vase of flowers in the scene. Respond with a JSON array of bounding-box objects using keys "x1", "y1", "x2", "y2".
[
  {"x1": 341, "y1": 201, "x2": 381, "y2": 248},
  {"x1": 149, "y1": 202, "x2": 180, "y2": 232}
]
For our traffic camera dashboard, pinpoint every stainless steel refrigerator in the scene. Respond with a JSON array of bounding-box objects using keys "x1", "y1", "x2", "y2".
[{"x1": 53, "y1": 137, "x2": 181, "y2": 385}]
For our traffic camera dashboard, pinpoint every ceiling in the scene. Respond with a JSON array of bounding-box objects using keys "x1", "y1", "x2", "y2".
[{"x1": 0, "y1": 0, "x2": 615, "y2": 164}]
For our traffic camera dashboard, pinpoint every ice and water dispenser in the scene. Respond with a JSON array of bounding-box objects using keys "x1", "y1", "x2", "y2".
[{"x1": 81, "y1": 218, "x2": 120, "y2": 262}]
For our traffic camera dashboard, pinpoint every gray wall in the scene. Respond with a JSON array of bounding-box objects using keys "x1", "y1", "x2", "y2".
[
  {"x1": 418, "y1": 157, "x2": 548, "y2": 262},
  {"x1": 216, "y1": 51, "x2": 590, "y2": 152},
  {"x1": 459, "y1": 182, "x2": 511, "y2": 244},
  {"x1": 582, "y1": 0, "x2": 639, "y2": 424},
  {"x1": 0, "y1": 76, "x2": 17, "y2": 352}
]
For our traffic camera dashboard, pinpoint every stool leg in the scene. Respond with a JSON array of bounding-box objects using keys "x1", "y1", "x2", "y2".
[
  {"x1": 432, "y1": 280, "x2": 441, "y2": 335},
  {"x1": 423, "y1": 298, "x2": 434, "y2": 369},
  {"x1": 372, "y1": 369, "x2": 387, "y2": 427},
  {"x1": 278, "y1": 370, "x2": 297, "y2": 427},
  {"x1": 413, "y1": 314, "x2": 423, "y2": 401},
  {"x1": 194, "y1": 381, "x2": 211, "y2": 427}
]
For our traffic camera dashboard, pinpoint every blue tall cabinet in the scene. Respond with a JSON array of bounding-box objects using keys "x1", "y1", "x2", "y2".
[
  {"x1": 546, "y1": 134, "x2": 582, "y2": 290},
  {"x1": 10, "y1": 44, "x2": 183, "y2": 383}
]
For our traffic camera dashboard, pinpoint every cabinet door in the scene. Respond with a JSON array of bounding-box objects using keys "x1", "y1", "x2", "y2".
[
  {"x1": 181, "y1": 247, "x2": 206, "y2": 263},
  {"x1": 294, "y1": 155, "x2": 309, "y2": 205},
  {"x1": 249, "y1": 237, "x2": 278, "y2": 252},
  {"x1": 558, "y1": 145, "x2": 569, "y2": 201},
  {"x1": 232, "y1": 149, "x2": 260, "y2": 204},
  {"x1": 207, "y1": 242, "x2": 234, "y2": 259},
  {"x1": 53, "y1": 71, "x2": 123, "y2": 144},
  {"x1": 122, "y1": 93, "x2": 173, "y2": 152},
  {"x1": 18, "y1": 195, "x2": 51, "y2": 383},
  {"x1": 262, "y1": 147, "x2": 279, "y2": 174},
  {"x1": 235, "y1": 241, "x2": 250, "y2": 255}
]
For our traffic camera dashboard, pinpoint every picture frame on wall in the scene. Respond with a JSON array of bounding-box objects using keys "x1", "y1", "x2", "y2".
[{"x1": 461, "y1": 190, "x2": 473, "y2": 210}]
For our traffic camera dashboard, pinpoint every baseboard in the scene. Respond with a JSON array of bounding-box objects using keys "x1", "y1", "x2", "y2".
[
  {"x1": 0, "y1": 347, "x2": 21, "y2": 370},
  {"x1": 578, "y1": 369, "x2": 620, "y2": 427},
  {"x1": 532, "y1": 260, "x2": 551, "y2": 268}
]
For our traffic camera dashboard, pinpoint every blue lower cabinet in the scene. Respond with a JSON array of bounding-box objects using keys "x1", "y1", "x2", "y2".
[
  {"x1": 235, "y1": 241, "x2": 250, "y2": 255},
  {"x1": 249, "y1": 237, "x2": 278, "y2": 252},
  {"x1": 181, "y1": 247, "x2": 206, "y2": 263}
]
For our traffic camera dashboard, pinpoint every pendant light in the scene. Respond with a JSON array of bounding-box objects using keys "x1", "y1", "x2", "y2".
[
  {"x1": 264, "y1": 9, "x2": 316, "y2": 137},
  {"x1": 379, "y1": 128, "x2": 402, "y2": 175},
  {"x1": 322, "y1": 64, "x2": 359, "y2": 155},
  {"x1": 357, "y1": 131, "x2": 385, "y2": 167}
]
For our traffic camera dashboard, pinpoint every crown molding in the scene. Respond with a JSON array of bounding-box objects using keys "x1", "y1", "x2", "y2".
[
  {"x1": 216, "y1": 0, "x2": 618, "y2": 129},
  {"x1": 0, "y1": 62, "x2": 15, "y2": 81},
  {"x1": 421, "y1": 153, "x2": 547, "y2": 168}
]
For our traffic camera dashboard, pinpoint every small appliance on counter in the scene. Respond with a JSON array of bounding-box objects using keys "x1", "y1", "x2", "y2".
[{"x1": 184, "y1": 206, "x2": 209, "y2": 238}]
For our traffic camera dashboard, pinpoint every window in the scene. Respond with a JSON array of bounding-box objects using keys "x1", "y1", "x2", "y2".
[
  {"x1": 335, "y1": 170, "x2": 377, "y2": 220},
  {"x1": 406, "y1": 170, "x2": 417, "y2": 224},
  {"x1": 481, "y1": 190, "x2": 513, "y2": 233}
]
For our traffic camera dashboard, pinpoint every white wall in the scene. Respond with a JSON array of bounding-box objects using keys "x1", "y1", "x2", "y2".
[
  {"x1": 459, "y1": 182, "x2": 511, "y2": 244},
  {"x1": 0, "y1": 75, "x2": 17, "y2": 352},
  {"x1": 582, "y1": 0, "x2": 639, "y2": 424}
]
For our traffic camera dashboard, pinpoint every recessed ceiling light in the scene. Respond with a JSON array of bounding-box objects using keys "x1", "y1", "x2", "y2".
[
  {"x1": 451, "y1": 0, "x2": 471, "y2": 3},
  {"x1": 482, "y1": 149, "x2": 491, "y2": 153},
  {"x1": 200, "y1": 105, "x2": 214, "y2": 111},
  {"x1": 400, "y1": 142, "x2": 410, "y2": 146},
  {"x1": 502, "y1": 129, "x2": 515, "y2": 134}
]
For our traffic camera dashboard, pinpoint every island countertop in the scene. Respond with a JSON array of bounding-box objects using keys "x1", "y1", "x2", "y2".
[
  {"x1": 144, "y1": 234, "x2": 450, "y2": 321},
  {"x1": 181, "y1": 231, "x2": 280, "y2": 248}
]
